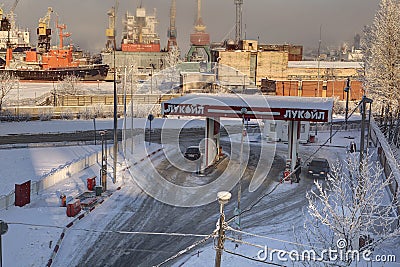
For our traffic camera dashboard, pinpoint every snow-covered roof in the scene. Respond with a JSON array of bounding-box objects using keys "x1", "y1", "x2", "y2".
[
  {"x1": 163, "y1": 94, "x2": 333, "y2": 110},
  {"x1": 288, "y1": 61, "x2": 363, "y2": 69},
  {"x1": 162, "y1": 94, "x2": 334, "y2": 122}
]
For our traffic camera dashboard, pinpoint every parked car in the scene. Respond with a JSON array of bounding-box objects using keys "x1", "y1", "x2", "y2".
[
  {"x1": 307, "y1": 158, "x2": 330, "y2": 178},
  {"x1": 184, "y1": 146, "x2": 201, "y2": 161}
]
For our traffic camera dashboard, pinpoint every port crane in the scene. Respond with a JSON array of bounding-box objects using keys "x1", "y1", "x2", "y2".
[
  {"x1": 105, "y1": 0, "x2": 119, "y2": 51},
  {"x1": 1, "y1": 0, "x2": 21, "y2": 66},
  {"x1": 3, "y1": 0, "x2": 20, "y2": 31},
  {"x1": 56, "y1": 16, "x2": 71, "y2": 49},
  {"x1": 167, "y1": 0, "x2": 177, "y2": 51},
  {"x1": 187, "y1": 0, "x2": 211, "y2": 62},
  {"x1": 0, "y1": 0, "x2": 21, "y2": 41},
  {"x1": 37, "y1": 7, "x2": 53, "y2": 52}
]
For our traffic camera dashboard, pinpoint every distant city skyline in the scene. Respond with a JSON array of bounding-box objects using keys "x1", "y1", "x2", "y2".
[{"x1": 1, "y1": 0, "x2": 380, "y2": 54}]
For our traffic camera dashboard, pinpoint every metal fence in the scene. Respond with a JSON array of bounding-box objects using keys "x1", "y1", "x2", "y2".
[
  {"x1": 370, "y1": 119, "x2": 400, "y2": 214},
  {"x1": 0, "y1": 146, "x2": 112, "y2": 211}
]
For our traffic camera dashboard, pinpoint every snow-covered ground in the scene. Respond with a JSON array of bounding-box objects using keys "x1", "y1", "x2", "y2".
[
  {"x1": 6, "y1": 81, "x2": 115, "y2": 102},
  {"x1": 0, "y1": 116, "x2": 247, "y2": 136},
  {"x1": 0, "y1": 145, "x2": 102, "y2": 195},
  {"x1": 0, "y1": 132, "x2": 165, "y2": 266},
  {"x1": 0, "y1": 117, "x2": 399, "y2": 266},
  {"x1": 0, "y1": 148, "x2": 132, "y2": 267},
  {"x1": 175, "y1": 129, "x2": 400, "y2": 266}
]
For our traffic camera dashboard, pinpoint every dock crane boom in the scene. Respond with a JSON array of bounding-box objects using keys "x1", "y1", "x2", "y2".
[
  {"x1": 5, "y1": 0, "x2": 20, "y2": 30},
  {"x1": 105, "y1": 0, "x2": 119, "y2": 51},
  {"x1": 37, "y1": 7, "x2": 53, "y2": 52}
]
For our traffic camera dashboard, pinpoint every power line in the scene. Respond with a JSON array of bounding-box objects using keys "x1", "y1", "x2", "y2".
[
  {"x1": 226, "y1": 227, "x2": 322, "y2": 250},
  {"x1": 154, "y1": 230, "x2": 217, "y2": 267},
  {"x1": 225, "y1": 236, "x2": 264, "y2": 249},
  {"x1": 224, "y1": 235, "x2": 352, "y2": 267},
  {"x1": 224, "y1": 248, "x2": 285, "y2": 266},
  {"x1": 226, "y1": 181, "x2": 281, "y2": 225},
  {"x1": 6, "y1": 221, "x2": 209, "y2": 238}
]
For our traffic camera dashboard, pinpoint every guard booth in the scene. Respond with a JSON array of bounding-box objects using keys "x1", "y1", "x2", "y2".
[
  {"x1": 263, "y1": 120, "x2": 310, "y2": 143},
  {"x1": 162, "y1": 94, "x2": 333, "y2": 172}
]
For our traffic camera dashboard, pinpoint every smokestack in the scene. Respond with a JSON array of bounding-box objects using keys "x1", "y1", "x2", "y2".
[{"x1": 235, "y1": 0, "x2": 243, "y2": 44}]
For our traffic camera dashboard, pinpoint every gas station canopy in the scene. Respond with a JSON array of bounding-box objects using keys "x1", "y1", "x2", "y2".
[{"x1": 162, "y1": 94, "x2": 334, "y2": 122}]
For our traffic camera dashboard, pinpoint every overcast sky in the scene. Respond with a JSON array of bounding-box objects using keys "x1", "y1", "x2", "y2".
[{"x1": 2, "y1": 0, "x2": 380, "y2": 54}]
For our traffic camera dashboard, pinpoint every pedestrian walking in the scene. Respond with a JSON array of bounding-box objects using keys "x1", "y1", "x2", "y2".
[{"x1": 295, "y1": 158, "x2": 301, "y2": 183}]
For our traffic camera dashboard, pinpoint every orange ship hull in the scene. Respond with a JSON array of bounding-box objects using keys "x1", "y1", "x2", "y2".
[{"x1": 121, "y1": 43, "x2": 160, "y2": 52}]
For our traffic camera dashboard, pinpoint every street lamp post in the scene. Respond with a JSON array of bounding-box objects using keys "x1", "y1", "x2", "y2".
[
  {"x1": 123, "y1": 67, "x2": 127, "y2": 158},
  {"x1": 147, "y1": 114, "x2": 154, "y2": 145},
  {"x1": 17, "y1": 81, "x2": 20, "y2": 118},
  {"x1": 130, "y1": 66, "x2": 135, "y2": 154},
  {"x1": 344, "y1": 77, "x2": 350, "y2": 131},
  {"x1": 236, "y1": 107, "x2": 247, "y2": 239},
  {"x1": 366, "y1": 101, "x2": 373, "y2": 150},
  {"x1": 93, "y1": 118, "x2": 96, "y2": 145},
  {"x1": 360, "y1": 96, "x2": 373, "y2": 166},
  {"x1": 100, "y1": 130, "x2": 108, "y2": 191},
  {"x1": 112, "y1": 6, "x2": 118, "y2": 184},
  {"x1": 53, "y1": 81, "x2": 56, "y2": 107},
  {"x1": 215, "y1": 191, "x2": 231, "y2": 267}
]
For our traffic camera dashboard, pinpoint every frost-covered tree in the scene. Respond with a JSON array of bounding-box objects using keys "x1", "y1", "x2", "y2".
[
  {"x1": 164, "y1": 46, "x2": 181, "y2": 68},
  {"x1": 57, "y1": 75, "x2": 81, "y2": 96},
  {"x1": 363, "y1": 0, "x2": 400, "y2": 109},
  {"x1": 0, "y1": 73, "x2": 19, "y2": 111},
  {"x1": 300, "y1": 154, "x2": 400, "y2": 266},
  {"x1": 163, "y1": 46, "x2": 181, "y2": 93}
]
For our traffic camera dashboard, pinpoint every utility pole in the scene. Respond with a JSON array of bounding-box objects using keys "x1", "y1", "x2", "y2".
[
  {"x1": 236, "y1": 107, "x2": 247, "y2": 240},
  {"x1": 112, "y1": 1, "x2": 118, "y2": 184},
  {"x1": 344, "y1": 77, "x2": 350, "y2": 131},
  {"x1": 366, "y1": 101, "x2": 373, "y2": 151},
  {"x1": 123, "y1": 67, "x2": 127, "y2": 158},
  {"x1": 316, "y1": 24, "x2": 322, "y2": 97},
  {"x1": 130, "y1": 67, "x2": 134, "y2": 153},
  {"x1": 215, "y1": 191, "x2": 231, "y2": 267}
]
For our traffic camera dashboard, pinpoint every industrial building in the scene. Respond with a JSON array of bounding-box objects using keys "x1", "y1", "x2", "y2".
[{"x1": 211, "y1": 40, "x2": 364, "y2": 100}]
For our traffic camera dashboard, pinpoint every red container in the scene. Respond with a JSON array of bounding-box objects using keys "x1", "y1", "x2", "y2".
[
  {"x1": 61, "y1": 195, "x2": 66, "y2": 207},
  {"x1": 87, "y1": 176, "x2": 96, "y2": 191},
  {"x1": 284, "y1": 170, "x2": 290, "y2": 179},
  {"x1": 15, "y1": 180, "x2": 31, "y2": 207},
  {"x1": 66, "y1": 199, "x2": 81, "y2": 217}
]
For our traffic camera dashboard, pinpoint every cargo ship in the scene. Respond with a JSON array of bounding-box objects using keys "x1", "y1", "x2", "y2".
[
  {"x1": 121, "y1": 6, "x2": 161, "y2": 52},
  {"x1": 102, "y1": 5, "x2": 167, "y2": 81},
  {"x1": 0, "y1": 7, "x2": 109, "y2": 81},
  {"x1": 0, "y1": 7, "x2": 30, "y2": 51}
]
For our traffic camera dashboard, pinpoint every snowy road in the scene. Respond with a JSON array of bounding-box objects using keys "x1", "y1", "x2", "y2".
[
  {"x1": 53, "y1": 135, "x2": 285, "y2": 266},
  {"x1": 54, "y1": 130, "x2": 348, "y2": 266},
  {"x1": 0, "y1": 126, "x2": 374, "y2": 266}
]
